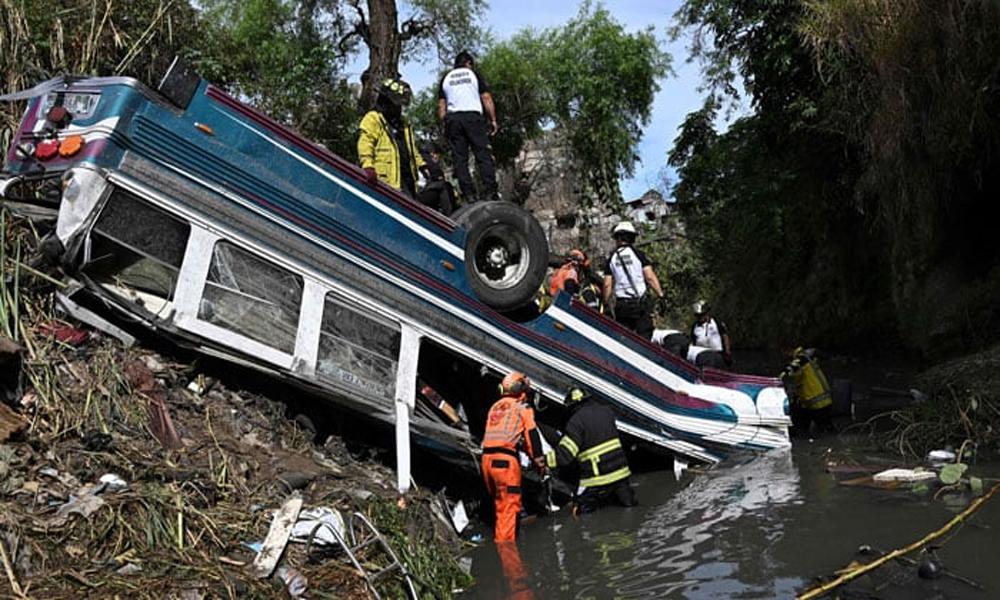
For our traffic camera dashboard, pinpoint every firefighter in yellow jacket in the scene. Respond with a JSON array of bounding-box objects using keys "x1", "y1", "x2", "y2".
[
  {"x1": 357, "y1": 78, "x2": 426, "y2": 198},
  {"x1": 782, "y1": 347, "x2": 834, "y2": 436}
]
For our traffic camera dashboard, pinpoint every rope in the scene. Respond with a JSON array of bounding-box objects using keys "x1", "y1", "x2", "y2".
[{"x1": 798, "y1": 480, "x2": 1000, "y2": 599}]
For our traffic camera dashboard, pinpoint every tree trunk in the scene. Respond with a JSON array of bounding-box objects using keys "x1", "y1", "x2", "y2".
[{"x1": 359, "y1": 0, "x2": 402, "y2": 111}]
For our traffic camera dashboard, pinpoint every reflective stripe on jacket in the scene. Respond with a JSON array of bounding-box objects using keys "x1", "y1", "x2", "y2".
[
  {"x1": 357, "y1": 111, "x2": 425, "y2": 192},
  {"x1": 482, "y1": 395, "x2": 543, "y2": 459},
  {"x1": 545, "y1": 399, "x2": 630, "y2": 488}
]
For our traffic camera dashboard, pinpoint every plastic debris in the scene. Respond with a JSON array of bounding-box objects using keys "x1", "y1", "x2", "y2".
[
  {"x1": 872, "y1": 468, "x2": 937, "y2": 483},
  {"x1": 290, "y1": 507, "x2": 345, "y2": 546},
  {"x1": 275, "y1": 566, "x2": 308, "y2": 597},
  {"x1": 50, "y1": 484, "x2": 107, "y2": 526},
  {"x1": 99, "y1": 473, "x2": 127, "y2": 492},
  {"x1": 278, "y1": 471, "x2": 315, "y2": 492},
  {"x1": 186, "y1": 377, "x2": 207, "y2": 395},
  {"x1": 252, "y1": 495, "x2": 303, "y2": 578},
  {"x1": 673, "y1": 457, "x2": 689, "y2": 481},
  {"x1": 37, "y1": 322, "x2": 90, "y2": 346},
  {"x1": 114, "y1": 563, "x2": 143, "y2": 576},
  {"x1": 927, "y1": 449, "x2": 956, "y2": 464},
  {"x1": 450, "y1": 500, "x2": 470, "y2": 534}
]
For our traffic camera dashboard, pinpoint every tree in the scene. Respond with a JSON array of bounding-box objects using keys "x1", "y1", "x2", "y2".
[
  {"x1": 468, "y1": 4, "x2": 667, "y2": 205},
  {"x1": 339, "y1": 0, "x2": 486, "y2": 110},
  {"x1": 797, "y1": 0, "x2": 1000, "y2": 354},
  {"x1": 195, "y1": 0, "x2": 359, "y2": 157},
  {"x1": 547, "y1": 5, "x2": 668, "y2": 205},
  {"x1": 670, "y1": 0, "x2": 1000, "y2": 356},
  {"x1": 669, "y1": 0, "x2": 887, "y2": 349}
]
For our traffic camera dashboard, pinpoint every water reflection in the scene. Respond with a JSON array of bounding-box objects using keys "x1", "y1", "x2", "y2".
[
  {"x1": 619, "y1": 451, "x2": 802, "y2": 599},
  {"x1": 465, "y1": 447, "x2": 1000, "y2": 599},
  {"x1": 467, "y1": 451, "x2": 805, "y2": 599}
]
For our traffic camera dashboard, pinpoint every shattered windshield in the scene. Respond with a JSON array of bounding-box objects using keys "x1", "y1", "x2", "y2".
[{"x1": 85, "y1": 187, "x2": 190, "y2": 305}]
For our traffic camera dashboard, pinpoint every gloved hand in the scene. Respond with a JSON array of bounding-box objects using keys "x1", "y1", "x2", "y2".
[
  {"x1": 723, "y1": 351, "x2": 733, "y2": 367},
  {"x1": 657, "y1": 296, "x2": 668, "y2": 313},
  {"x1": 363, "y1": 167, "x2": 378, "y2": 185}
]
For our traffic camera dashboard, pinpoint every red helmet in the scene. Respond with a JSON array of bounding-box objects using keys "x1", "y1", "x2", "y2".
[
  {"x1": 568, "y1": 249, "x2": 588, "y2": 267},
  {"x1": 499, "y1": 371, "x2": 531, "y2": 398}
]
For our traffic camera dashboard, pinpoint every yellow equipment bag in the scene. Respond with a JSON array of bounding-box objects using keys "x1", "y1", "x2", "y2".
[{"x1": 797, "y1": 359, "x2": 832, "y2": 410}]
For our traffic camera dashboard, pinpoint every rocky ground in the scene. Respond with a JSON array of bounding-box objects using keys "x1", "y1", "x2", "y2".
[{"x1": 0, "y1": 213, "x2": 472, "y2": 599}]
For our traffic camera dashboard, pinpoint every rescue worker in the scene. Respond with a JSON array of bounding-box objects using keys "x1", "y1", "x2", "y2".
[
  {"x1": 549, "y1": 249, "x2": 603, "y2": 312},
  {"x1": 358, "y1": 78, "x2": 426, "y2": 198},
  {"x1": 437, "y1": 50, "x2": 499, "y2": 202},
  {"x1": 690, "y1": 301, "x2": 732, "y2": 367},
  {"x1": 416, "y1": 142, "x2": 455, "y2": 216},
  {"x1": 545, "y1": 387, "x2": 636, "y2": 514},
  {"x1": 481, "y1": 371, "x2": 546, "y2": 542},
  {"x1": 603, "y1": 221, "x2": 664, "y2": 339},
  {"x1": 781, "y1": 347, "x2": 834, "y2": 436}
]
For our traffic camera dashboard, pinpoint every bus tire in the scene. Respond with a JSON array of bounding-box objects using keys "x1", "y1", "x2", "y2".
[{"x1": 460, "y1": 201, "x2": 548, "y2": 311}]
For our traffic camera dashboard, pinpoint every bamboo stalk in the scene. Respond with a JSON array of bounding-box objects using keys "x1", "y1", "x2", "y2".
[
  {"x1": 3, "y1": 258, "x2": 68, "y2": 288},
  {"x1": 0, "y1": 537, "x2": 26, "y2": 599},
  {"x1": 798, "y1": 480, "x2": 1000, "y2": 599}
]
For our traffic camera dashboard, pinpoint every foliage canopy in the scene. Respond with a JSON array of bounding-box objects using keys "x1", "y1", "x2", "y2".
[{"x1": 670, "y1": 0, "x2": 1000, "y2": 355}]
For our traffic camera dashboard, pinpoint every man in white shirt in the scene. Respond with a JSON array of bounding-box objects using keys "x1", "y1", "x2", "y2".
[
  {"x1": 602, "y1": 221, "x2": 664, "y2": 338},
  {"x1": 690, "y1": 301, "x2": 732, "y2": 366},
  {"x1": 437, "y1": 51, "x2": 499, "y2": 203}
]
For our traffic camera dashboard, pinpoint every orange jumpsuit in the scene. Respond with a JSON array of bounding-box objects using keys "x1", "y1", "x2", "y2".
[
  {"x1": 549, "y1": 263, "x2": 580, "y2": 297},
  {"x1": 481, "y1": 395, "x2": 543, "y2": 542}
]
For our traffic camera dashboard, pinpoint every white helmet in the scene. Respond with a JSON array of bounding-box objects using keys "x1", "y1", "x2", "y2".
[{"x1": 611, "y1": 221, "x2": 637, "y2": 237}]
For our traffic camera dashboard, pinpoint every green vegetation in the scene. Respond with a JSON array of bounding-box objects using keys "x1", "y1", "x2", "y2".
[
  {"x1": 481, "y1": 4, "x2": 668, "y2": 205},
  {"x1": 670, "y1": 0, "x2": 1000, "y2": 357}
]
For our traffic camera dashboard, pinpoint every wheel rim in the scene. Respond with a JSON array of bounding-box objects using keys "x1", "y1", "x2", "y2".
[{"x1": 471, "y1": 223, "x2": 531, "y2": 291}]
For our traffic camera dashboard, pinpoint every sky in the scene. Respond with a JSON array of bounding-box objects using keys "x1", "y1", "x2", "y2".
[{"x1": 346, "y1": 1, "x2": 718, "y2": 201}]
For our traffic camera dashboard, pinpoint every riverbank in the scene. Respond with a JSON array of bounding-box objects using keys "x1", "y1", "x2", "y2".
[{"x1": 862, "y1": 344, "x2": 1000, "y2": 461}]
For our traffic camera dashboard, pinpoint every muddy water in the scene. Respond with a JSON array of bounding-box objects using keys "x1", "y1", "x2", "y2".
[{"x1": 461, "y1": 442, "x2": 1000, "y2": 599}]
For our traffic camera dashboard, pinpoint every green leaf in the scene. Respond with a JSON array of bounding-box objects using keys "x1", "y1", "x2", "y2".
[
  {"x1": 911, "y1": 482, "x2": 930, "y2": 495},
  {"x1": 939, "y1": 463, "x2": 968, "y2": 485},
  {"x1": 970, "y1": 476, "x2": 984, "y2": 495}
]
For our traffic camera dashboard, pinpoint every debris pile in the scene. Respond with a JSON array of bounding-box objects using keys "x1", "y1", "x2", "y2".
[
  {"x1": 871, "y1": 344, "x2": 1000, "y2": 459},
  {"x1": 1, "y1": 211, "x2": 472, "y2": 598}
]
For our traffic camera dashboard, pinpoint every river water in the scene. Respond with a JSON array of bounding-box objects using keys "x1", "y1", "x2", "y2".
[{"x1": 460, "y1": 441, "x2": 1000, "y2": 599}]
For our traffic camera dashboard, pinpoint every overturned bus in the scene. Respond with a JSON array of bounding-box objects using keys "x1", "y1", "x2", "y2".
[{"x1": 0, "y1": 61, "x2": 790, "y2": 491}]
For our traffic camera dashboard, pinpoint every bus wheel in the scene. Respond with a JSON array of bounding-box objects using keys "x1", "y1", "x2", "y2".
[{"x1": 458, "y1": 202, "x2": 548, "y2": 311}]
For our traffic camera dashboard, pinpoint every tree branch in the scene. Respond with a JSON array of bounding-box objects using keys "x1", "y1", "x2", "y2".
[
  {"x1": 399, "y1": 16, "x2": 431, "y2": 42},
  {"x1": 339, "y1": 0, "x2": 369, "y2": 50}
]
